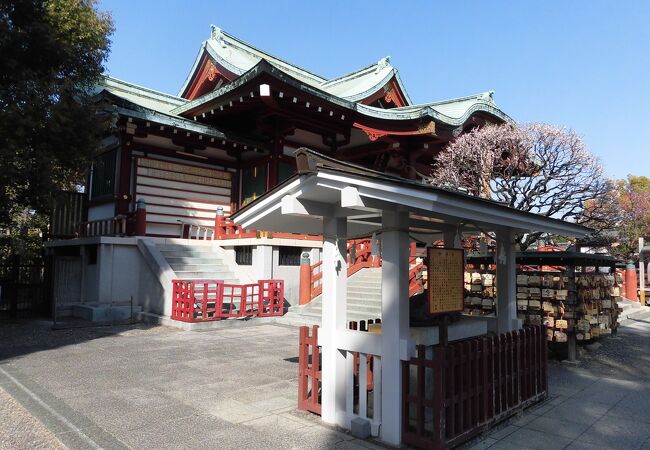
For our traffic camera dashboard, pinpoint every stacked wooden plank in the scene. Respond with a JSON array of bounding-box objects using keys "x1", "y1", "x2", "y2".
[{"x1": 463, "y1": 270, "x2": 496, "y2": 316}]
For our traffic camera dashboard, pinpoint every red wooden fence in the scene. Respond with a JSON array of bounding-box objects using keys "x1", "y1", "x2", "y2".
[
  {"x1": 402, "y1": 326, "x2": 548, "y2": 449},
  {"x1": 298, "y1": 325, "x2": 322, "y2": 414},
  {"x1": 171, "y1": 279, "x2": 284, "y2": 322}
]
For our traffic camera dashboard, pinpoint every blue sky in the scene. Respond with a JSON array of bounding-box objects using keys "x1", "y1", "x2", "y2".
[{"x1": 99, "y1": 0, "x2": 649, "y2": 180}]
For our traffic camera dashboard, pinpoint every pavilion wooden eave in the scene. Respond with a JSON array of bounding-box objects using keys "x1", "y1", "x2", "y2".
[{"x1": 232, "y1": 148, "x2": 592, "y2": 239}]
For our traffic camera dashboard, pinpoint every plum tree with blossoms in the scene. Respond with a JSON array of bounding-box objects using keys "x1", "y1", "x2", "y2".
[{"x1": 428, "y1": 123, "x2": 611, "y2": 250}]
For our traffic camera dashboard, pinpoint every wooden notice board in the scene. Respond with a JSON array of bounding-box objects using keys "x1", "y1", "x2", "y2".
[{"x1": 427, "y1": 247, "x2": 465, "y2": 315}]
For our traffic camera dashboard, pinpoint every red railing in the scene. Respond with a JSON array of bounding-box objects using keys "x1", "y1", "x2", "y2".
[
  {"x1": 214, "y1": 216, "x2": 258, "y2": 240},
  {"x1": 303, "y1": 240, "x2": 426, "y2": 304},
  {"x1": 298, "y1": 325, "x2": 322, "y2": 414},
  {"x1": 307, "y1": 239, "x2": 375, "y2": 300},
  {"x1": 402, "y1": 325, "x2": 548, "y2": 449},
  {"x1": 171, "y1": 279, "x2": 284, "y2": 322},
  {"x1": 309, "y1": 261, "x2": 324, "y2": 299},
  {"x1": 214, "y1": 215, "x2": 321, "y2": 241},
  {"x1": 409, "y1": 256, "x2": 425, "y2": 297},
  {"x1": 347, "y1": 239, "x2": 374, "y2": 276}
]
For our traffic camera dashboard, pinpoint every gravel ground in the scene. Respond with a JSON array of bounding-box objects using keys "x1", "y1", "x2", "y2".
[
  {"x1": 577, "y1": 319, "x2": 650, "y2": 381},
  {"x1": 463, "y1": 317, "x2": 650, "y2": 450},
  {"x1": 0, "y1": 386, "x2": 65, "y2": 450}
]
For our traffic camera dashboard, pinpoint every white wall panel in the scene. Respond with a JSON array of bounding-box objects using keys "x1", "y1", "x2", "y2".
[{"x1": 135, "y1": 157, "x2": 232, "y2": 237}]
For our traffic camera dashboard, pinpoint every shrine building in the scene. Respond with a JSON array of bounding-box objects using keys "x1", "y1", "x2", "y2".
[
  {"x1": 44, "y1": 25, "x2": 598, "y2": 448},
  {"x1": 48, "y1": 25, "x2": 512, "y2": 322}
]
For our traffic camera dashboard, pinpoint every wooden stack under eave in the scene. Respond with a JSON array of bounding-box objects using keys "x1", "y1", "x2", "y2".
[
  {"x1": 575, "y1": 272, "x2": 622, "y2": 340},
  {"x1": 463, "y1": 271, "x2": 496, "y2": 316},
  {"x1": 516, "y1": 273, "x2": 572, "y2": 342}
]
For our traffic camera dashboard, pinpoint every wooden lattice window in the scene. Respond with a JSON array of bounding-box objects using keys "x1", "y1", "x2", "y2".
[{"x1": 90, "y1": 150, "x2": 117, "y2": 199}]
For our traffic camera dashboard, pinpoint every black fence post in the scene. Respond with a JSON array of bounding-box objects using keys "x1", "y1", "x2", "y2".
[{"x1": 9, "y1": 254, "x2": 20, "y2": 318}]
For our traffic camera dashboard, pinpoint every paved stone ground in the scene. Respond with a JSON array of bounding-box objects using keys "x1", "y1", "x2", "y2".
[
  {"x1": 465, "y1": 317, "x2": 650, "y2": 450},
  {"x1": 2, "y1": 318, "x2": 649, "y2": 450},
  {"x1": 0, "y1": 321, "x2": 385, "y2": 450},
  {"x1": 0, "y1": 386, "x2": 65, "y2": 449}
]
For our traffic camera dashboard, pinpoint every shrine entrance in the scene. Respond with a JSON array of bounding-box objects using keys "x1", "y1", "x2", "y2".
[{"x1": 231, "y1": 148, "x2": 590, "y2": 447}]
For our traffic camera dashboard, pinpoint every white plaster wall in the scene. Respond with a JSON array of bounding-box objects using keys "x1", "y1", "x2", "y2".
[
  {"x1": 219, "y1": 244, "x2": 322, "y2": 306},
  {"x1": 138, "y1": 256, "x2": 166, "y2": 315},
  {"x1": 272, "y1": 266, "x2": 300, "y2": 306},
  {"x1": 271, "y1": 246, "x2": 322, "y2": 306},
  {"x1": 88, "y1": 203, "x2": 115, "y2": 221},
  {"x1": 50, "y1": 238, "x2": 324, "y2": 318},
  {"x1": 109, "y1": 245, "x2": 141, "y2": 303},
  {"x1": 83, "y1": 257, "x2": 98, "y2": 303}
]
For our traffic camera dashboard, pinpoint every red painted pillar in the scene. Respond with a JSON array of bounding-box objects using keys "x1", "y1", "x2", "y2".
[
  {"x1": 215, "y1": 206, "x2": 225, "y2": 239},
  {"x1": 135, "y1": 198, "x2": 147, "y2": 236},
  {"x1": 410, "y1": 241, "x2": 417, "y2": 257},
  {"x1": 625, "y1": 261, "x2": 638, "y2": 302},
  {"x1": 299, "y1": 252, "x2": 312, "y2": 305}
]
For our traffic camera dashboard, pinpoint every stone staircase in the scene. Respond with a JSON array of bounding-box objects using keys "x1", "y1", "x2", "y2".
[
  {"x1": 618, "y1": 298, "x2": 650, "y2": 323},
  {"x1": 156, "y1": 243, "x2": 243, "y2": 283},
  {"x1": 282, "y1": 268, "x2": 383, "y2": 326}
]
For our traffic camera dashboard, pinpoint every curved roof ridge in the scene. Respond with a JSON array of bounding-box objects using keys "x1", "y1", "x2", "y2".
[
  {"x1": 322, "y1": 57, "x2": 391, "y2": 87},
  {"x1": 396, "y1": 91, "x2": 496, "y2": 110},
  {"x1": 102, "y1": 75, "x2": 187, "y2": 104},
  {"x1": 212, "y1": 25, "x2": 328, "y2": 84}
]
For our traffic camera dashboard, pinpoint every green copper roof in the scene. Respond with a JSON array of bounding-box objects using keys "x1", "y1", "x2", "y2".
[
  {"x1": 98, "y1": 76, "x2": 188, "y2": 115},
  {"x1": 178, "y1": 26, "x2": 412, "y2": 105},
  {"x1": 171, "y1": 60, "x2": 513, "y2": 127}
]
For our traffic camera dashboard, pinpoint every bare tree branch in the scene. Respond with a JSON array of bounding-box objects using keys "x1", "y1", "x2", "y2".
[{"x1": 429, "y1": 123, "x2": 611, "y2": 250}]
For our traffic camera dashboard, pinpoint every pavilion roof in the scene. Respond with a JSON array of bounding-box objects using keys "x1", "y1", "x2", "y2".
[
  {"x1": 172, "y1": 60, "x2": 512, "y2": 129},
  {"x1": 231, "y1": 148, "x2": 592, "y2": 239},
  {"x1": 178, "y1": 26, "x2": 412, "y2": 105},
  {"x1": 94, "y1": 77, "x2": 269, "y2": 153},
  {"x1": 392, "y1": 91, "x2": 502, "y2": 121},
  {"x1": 97, "y1": 76, "x2": 188, "y2": 114}
]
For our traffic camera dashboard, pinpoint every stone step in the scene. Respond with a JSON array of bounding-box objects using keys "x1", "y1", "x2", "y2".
[
  {"x1": 176, "y1": 278, "x2": 241, "y2": 283},
  {"x1": 276, "y1": 313, "x2": 321, "y2": 327},
  {"x1": 157, "y1": 244, "x2": 215, "y2": 251},
  {"x1": 348, "y1": 286, "x2": 382, "y2": 295},
  {"x1": 173, "y1": 271, "x2": 238, "y2": 281},
  {"x1": 299, "y1": 304, "x2": 382, "y2": 315},
  {"x1": 630, "y1": 308, "x2": 650, "y2": 320},
  {"x1": 345, "y1": 299, "x2": 382, "y2": 308},
  {"x1": 160, "y1": 250, "x2": 219, "y2": 258},
  {"x1": 285, "y1": 311, "x2": 379, "y2": 324},
  {"x1": 352, "y1": 274, "x2": 383, "y2": 281},
  {"x1": 169, "y1": 264, "x2": 229, "y2": 272},
  {"x1": 165, "y1": 256, "x2": 226, "y2": 264},
  {"x1": 305, "y1": 293, "x2": 381, "y2": 303},
  {"x1": 350, "y1": 278, "x2": 382, "y2": 284}
]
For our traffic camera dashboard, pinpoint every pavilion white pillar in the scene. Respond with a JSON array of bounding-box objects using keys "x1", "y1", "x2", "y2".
[
  {"x1": 380, "y1": 210, "x2": 410, "y2": 445},
  {"x1": 320, "y1": 217, "x2": 348, "y2": 426},
  {"x1": 496, "y1": 228, "x2": 519, "y2": 333}
]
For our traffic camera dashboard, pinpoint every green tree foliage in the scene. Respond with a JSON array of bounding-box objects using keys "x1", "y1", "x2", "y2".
[
  {"x1": 0, "y1": 0, "x2": 113, "y2": 261},
  {"x1": 588, "y1": 175, "x2": 650, "y2": 260}
]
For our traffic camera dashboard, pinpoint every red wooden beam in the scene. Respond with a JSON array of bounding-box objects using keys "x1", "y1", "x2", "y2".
[{"x1": 352, "y1": 121, "x2": 436, "y2": 142}]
